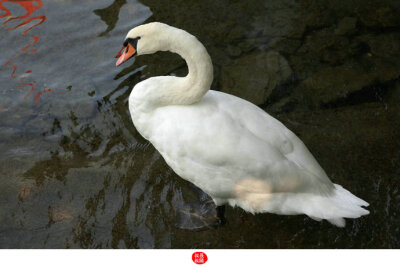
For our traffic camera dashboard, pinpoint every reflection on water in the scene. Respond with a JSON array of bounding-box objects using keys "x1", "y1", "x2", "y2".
[
  {"x1": 0, "y1": 0, "x2": 399, "y2": 248},
  {"x1": 94, "y1": 0, "x2": 127, "y2": 37},
  {"x1": 0, "y1": 0, "x2": 49, "y2": 104},
  {"x1": 0, "y1": 0, "x2": 45, "y2": 34}
]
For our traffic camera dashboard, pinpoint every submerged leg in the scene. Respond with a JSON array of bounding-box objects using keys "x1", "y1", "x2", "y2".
[
  {"x1": 175, "y1": 184, "x2": 227, "y2": 231},
  {"x1": 216, "y1": 205, "x2": 227, "y2": 226}
]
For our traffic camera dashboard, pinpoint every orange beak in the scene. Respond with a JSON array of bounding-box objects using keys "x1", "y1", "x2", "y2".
[{"x1": 115, "y1": 43, "x2": 136, "y2": 66}]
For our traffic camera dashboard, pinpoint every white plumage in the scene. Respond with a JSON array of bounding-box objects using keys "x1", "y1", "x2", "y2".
[{"x1": 120, "y1": 22, "x2": 369, "y2": 227}]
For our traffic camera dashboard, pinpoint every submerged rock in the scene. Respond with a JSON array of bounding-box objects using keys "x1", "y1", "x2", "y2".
[
  {"x1": 221, "y1": 51, "x2": 292, "y2": 105},
  {"x1": 301, "y1": 31, "x2": 400, "y2": 104},
  {"x1": 358, "y1": 6, "x2": 400, "y2": 28},
  {"x1": 226, "y1": 45, "x2": 242, "y2": 58},
  {"x1": 335, "y1": 17, "x2": 357, "y2": 36},
  {"x1": 302, "y1": 64, "x2": 373, "y2": 104}
]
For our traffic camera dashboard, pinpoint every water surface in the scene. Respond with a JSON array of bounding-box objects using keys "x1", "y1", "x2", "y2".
[{"x1": 0, "y1": 0, "x2": 399, "y2": 248}]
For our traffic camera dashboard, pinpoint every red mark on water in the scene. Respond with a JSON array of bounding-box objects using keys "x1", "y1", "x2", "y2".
[
  {"x1": 33, "y1": 86, "x2": 51, "y2": 102},
  {"x1": 20, "y1": 82, "x2": 35, "y2": 99},
  {"x1": 192, "y1": 252, "x2": 208, "y2": 265},
  {"x1": 10, "y1": 65, "x2": 17, "y2": 78},
  {"x1": 33, "y1": 92, "x2": 41, "y2": 102},
  {"x1": 20, "y1": 69, "x2": 32, "y2": 82},
  {"x1": 4, "y1": 35, "x2": 39, "y2": 67},
  {"x1": 5, "y1": 16, "x2": 46, "y2": 34},
  {"x1": 0, "y1": 0, "x2": 45, "y2": 34},
  {"x1": 0, "y1": 0, "x2": 50, "y2": 106}
]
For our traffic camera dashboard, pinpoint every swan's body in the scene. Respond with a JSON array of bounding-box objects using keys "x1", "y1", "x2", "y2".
[{"x1": 118, "y1": 22, "x2": 369, "y2": 227}]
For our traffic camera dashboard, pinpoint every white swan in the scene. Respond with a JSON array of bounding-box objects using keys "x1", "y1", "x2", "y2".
[{"x1": 115, "y1": 22, "x2": 369, "y2": 227}]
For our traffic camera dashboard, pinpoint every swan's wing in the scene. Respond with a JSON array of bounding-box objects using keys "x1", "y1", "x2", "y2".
[
  {"x1": 149, "y1": 91, "x2": 334, "y2": 196},
  {"x1": 216, "y1": 92, "x2": 334, "y2": 195},
  {"x1": 219, "y1": 91, "x2": 331, "y2": 180}
]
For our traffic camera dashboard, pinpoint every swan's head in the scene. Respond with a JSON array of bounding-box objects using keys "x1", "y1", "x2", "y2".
[{"x1": 115, "y1": 22, "x2": 171, "y2": 66}]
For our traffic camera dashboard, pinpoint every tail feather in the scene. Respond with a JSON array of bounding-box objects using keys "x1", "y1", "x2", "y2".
[
  {"x1": 321, "y1": 184, "x2": 369, "y2": 227},
  {"x1": 228, "y1": 183, "x2": 369, "y2": 227}
]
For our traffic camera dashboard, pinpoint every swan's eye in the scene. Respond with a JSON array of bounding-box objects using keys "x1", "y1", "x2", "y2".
[{"x1": 123, "y1": 37, "x2": 141, "y2": 47}]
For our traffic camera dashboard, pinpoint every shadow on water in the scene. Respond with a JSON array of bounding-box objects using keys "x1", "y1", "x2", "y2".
[
  {"x1": 0, "y1": 0, "x2": 399, "y2": 248},
  {"x1": 94, "y1": 0, "x2": 127, "y2": 37}
]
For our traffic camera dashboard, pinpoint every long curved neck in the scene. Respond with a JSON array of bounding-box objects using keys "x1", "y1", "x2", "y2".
[
  {"x1": 135, "y1": 28, "x2": 213, "y2": 109},
  {"x1": 168, "y1": 30, "x2": 213, "y2": 105}
]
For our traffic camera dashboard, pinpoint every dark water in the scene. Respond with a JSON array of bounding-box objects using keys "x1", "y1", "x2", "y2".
[{"x1": 0, "y1": 0, "x2": 399, "y2": 248}]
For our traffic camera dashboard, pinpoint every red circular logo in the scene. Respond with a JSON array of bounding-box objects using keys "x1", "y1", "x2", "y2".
[{"x1": 192, "y1": 252, "x2": 208, "y2": 264}]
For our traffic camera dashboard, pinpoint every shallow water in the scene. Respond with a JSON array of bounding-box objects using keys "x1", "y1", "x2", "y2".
[{"x1": 0, "y1": 0, "x2": 399, "y2": 248}]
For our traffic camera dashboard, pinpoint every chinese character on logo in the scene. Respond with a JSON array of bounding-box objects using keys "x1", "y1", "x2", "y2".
[{"x1": 192, "y1": 252, "x2": 208, "y2": 264}]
